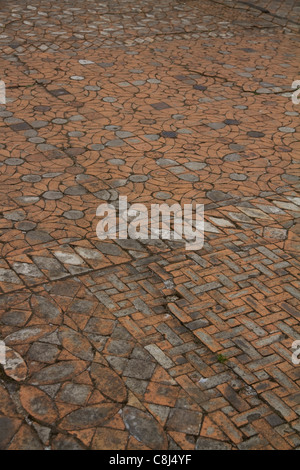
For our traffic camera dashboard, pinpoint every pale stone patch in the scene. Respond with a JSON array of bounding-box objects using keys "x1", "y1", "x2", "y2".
[
  {"x1": 54, "y1": 251, "x2": 84, "y2": 265},
  {"x1": 208, "y1": 216, "x2": 234, "y2": 228},
  {"x1": 204, "y1": 221, "x2": 220, "y2": 233},
  {"x1": 0, "y1": 80, "x2": 6, "y2": 104}
]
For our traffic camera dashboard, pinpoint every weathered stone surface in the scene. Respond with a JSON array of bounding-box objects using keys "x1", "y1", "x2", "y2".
[
  {"x1": 26, "y1": 231, "x2": 53, "y2": 244},
  {"x1": 30, "y1": 361, "x2": 87, "y2": 385},
  {"x1": 166, "y1": 408, "x2": 202, "y2": 435},
  {"x1": 92, "y1": 427, "x2": 128, "y2": 450},
  {"x1": 43, "y1": 191, "x2": 63, "y2": 200},
  {"x1": 195, "y1": 437, "x2": 232, "y2": 450},
  {"x1": 58, "y1": 327, "x2": 93, "y2": 361},
  {"x1": 122, "y1": 406, "x2": 168, "y2": 450},
  {"x1": 19, "y1": 386, "x2": 58, "y2": 424},
  {"x1": 123, "y1": 359, "x2": 156, "y2": 380},
  {"x1": 60, "y1": 403, "x2": 120, "y2": 430},
  {"x1": 58, "y1": 383, "x2": 92, "y2": 405},
  {"x1": 7, "y1": 425, "x2": 43, "y2": 450},
  {"x1": 0, "y1": 416, "x2": 22, "y2": 450},
  {"x1": 90, "y1": 363, "x2": 127, "y2": 403},
  {"x1": 84, "y1": 317, "x2": 115, "y2": 336},
  {"x1": 0, "y1": 385, "x2": 18, "y2": 417},
  {"x1": 1, "y1": 310, "x2": 29, "y2": 326},
  {"x1": 31, "y1": 295, "x2": 62, "y2": 323},
  {"x1": 28, "y1": 342, "x2": 60, "y2": 363},
  {"x1": 51, "y1": 434, "x2": 85, "y2": 450},
  {"x1": 13, "y1": 262, "x2": 43, "y2": 278},
  {"x1": 4, "y1": 326, "x2": 56, "y2": 345},
  {"x1": 3, "y1": 347, "x2": 28, "y2": 381}
]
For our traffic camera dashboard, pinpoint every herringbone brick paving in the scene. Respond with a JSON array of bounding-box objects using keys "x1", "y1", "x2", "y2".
[{"x1": 0, "y1": 0, "x2": 299, "y2": 450}]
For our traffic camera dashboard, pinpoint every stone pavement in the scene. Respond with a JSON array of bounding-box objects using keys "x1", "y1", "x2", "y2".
[
  {"x1": 0, "y1": 0, "x2": 299, "y2": 451},
  {"x1": 212, "y1": 0, "x2": 300, "y2": 29}
]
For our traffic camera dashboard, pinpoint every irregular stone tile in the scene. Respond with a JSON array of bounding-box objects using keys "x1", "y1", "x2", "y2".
[
  {"x1": 208, "y1": 217, "x2": 234, "y2": 228},
  {"x1": 90, "y1": 363, "x2": 127, "y2": 403},
  {"x1": 151, "y1": 102, "x2": 170, "y2": 110},
  {"x1": 7, "y1": 425, "x2": 43, "y2": 450},
  {"x1": 247, "y1": 131, "x2": 265, "y2": 138},
  {"x1": 264, "y1": 227, "x2": 287, "y2": 240},
  {"x1": 184, "y1": 162, "x2": 206, "y2": 170},
  {"x1": 122, "y1": 406, "x2": 168, "y2": 450},
  {"x1": 32, "y1": 256, "x2": 68, "y2": 280},
  {"x1": 42, "y1": 191, "x2": 63, "y2": 200},
  {"x1": 84, "y1": 317, "x2": 115, "y2": 336},
  {"x1": 91, "y1": 427, "x2": 128, "y2": 450},
  {"x1": 16, "y1": 196, "x2": 40, "y2": 205},
  {"x1": 54, "y1": 251, "x2": 84, "y2": 266},
  {"x1": 74, "y1": 247, "x2": 103, "y2": 260},
  {"x1": 195, "y1": 437, "x2": 231, "y2": 450},
  {"x1": 0, "y1": 416, "x2": 22, "y2": 450},
  {"x1": 207, "y1": 190, "x2": 232, "y2": 202},
  {"x1": 13, "y1": 262, "x2": 43, "y2": 278},
  {"x1": 31, "y1": 295, "x2": 62, "y2": 323},
  {"x1": 1, "y1": 310, "x2": 29, "y2": 326},
  {"x1": 230, "y1": 173, "x2": 247, "y2": 181},
  {"x1": 166, "y1": 408, "x2": 202, "y2": 435},
  {"x1": 26, "y1": 231, "x2": 53, "y2": 244},
  {"x1": 0, "y1": 268, "x2": 22, "y2": 285},
  {"x1": 64, "y1": 186, "x2": 87, "y2": 196},
  {"x1": 27, "y1": 342, "x2": 60, "y2": 363},
  {"x1": 58, "y1": 383, "x2": 92, "y2": 406},
  {"x1": 32, "y1": 423, "x2": 51, "y2": 446},
  {"x1": 63, "y1": 210, "x2": 84, "y2": 220},
  {"x1": 58, "y1": 327, "x2": 94, "y2": 361},
  {"x1": 161, "y1": 131, "x2": 177, "y2": 138},
  {"x1": 123, "y1": 359, "x2": 156, "y2": 380},
  {"x1": 16, "y1": 221, "x2": 37, "y2": 231},
  {"x1": 30, "y1": 361, "x2": 87, "y2": 385},
  {"x1": 59, "y1": 403, "x2": 121, "y2": 430},
  {"x1": 4, "y1": 326, "x2": 56, "y2": 345},
  {"x1": 19, "y1": 386, "x2": 58, "y2": 424},
  {"x1": 51, "y1": 434, "x2": 85, "y2": 450},
  {"x1": 3, "y1": 347, "x2": 28, "y2": 382},
  {"x1": 237, "y1": 207, "x2": 272, "y2": 219},
  {"x1": 129, "y1": 175, "x2": 148, "y2": 183}
]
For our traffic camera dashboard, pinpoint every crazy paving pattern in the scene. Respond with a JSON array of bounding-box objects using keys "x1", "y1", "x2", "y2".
[{"x1": 0, "y1": 0, "x2": 299, "y2": 451}]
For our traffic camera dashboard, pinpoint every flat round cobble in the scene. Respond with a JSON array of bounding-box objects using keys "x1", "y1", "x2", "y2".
[
  {"x1": 5, "y1": 158, "x2": 24, "y2": 166},
  {"x1": 42, "y1": 191, "x2": 64, "y2": 200},
  {"x1": 63, "y1": 210, "x2": 84, "y2": 220}
]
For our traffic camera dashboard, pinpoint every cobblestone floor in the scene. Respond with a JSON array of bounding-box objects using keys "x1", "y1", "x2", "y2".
[{"x1": 0, "y1": 0, "x2": 299, "y2": 451}]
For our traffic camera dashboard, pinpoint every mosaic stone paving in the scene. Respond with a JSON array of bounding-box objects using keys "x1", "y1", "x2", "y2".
[{"x1": 0, "y1": 0, "x2": 299, "y2": 450}]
